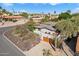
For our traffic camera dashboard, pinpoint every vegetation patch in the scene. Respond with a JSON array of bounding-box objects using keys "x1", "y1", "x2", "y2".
[{"x1": 4, "y1": 25, "x2": 40, "y2": 51}]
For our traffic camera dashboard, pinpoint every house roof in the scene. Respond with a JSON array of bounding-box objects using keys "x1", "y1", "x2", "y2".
[
  {"x1": 0, "y1": 15, "x2": 23, "y2": 19},
  {"x1": 35, "y1": 24, "x2": 56, "y2": 31},
  {"x1": 43, "y1": 22, "x2": 56, "y2": 26}
]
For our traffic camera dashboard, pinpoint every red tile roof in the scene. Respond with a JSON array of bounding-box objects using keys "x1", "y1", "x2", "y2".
[{"x1": 0, "y1": 15, "x2": 23, "y2": 19}]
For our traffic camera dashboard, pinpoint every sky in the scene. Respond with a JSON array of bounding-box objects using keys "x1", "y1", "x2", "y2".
[{"x1": 0, "y1": 3, "x2": 79, "y2": 14}]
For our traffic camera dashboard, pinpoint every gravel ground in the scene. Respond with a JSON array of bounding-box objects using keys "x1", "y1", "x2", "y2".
[{"x1": 4, "y1": 29, "x2": 40, "y2": 51}]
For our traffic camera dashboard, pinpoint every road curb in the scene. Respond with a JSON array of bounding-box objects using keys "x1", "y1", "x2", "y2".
[{"x1": 3, "y1": 31, "x2": 27, "y2": 56}]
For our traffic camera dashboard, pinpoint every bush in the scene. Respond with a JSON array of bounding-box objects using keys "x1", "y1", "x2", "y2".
[
  {"x1": 12, "y1": 20, "x2": 17, "y2": 22},
  {"x1": 51, "y1": 18, "x2": 59, "y2": 22},
  {"x1": 3, "y1": 18, "x2": 9, "y2": 21},
  {"x1": 0, "y1": 19, "x2": 2, "y2": 22},
  {"x1": 8, "y1": 19, "x2": 13, "y2": 21},
  {"x1": 42, "y1": 15, "x2": 50, "y2": 22},
  {"x1": 42, "y1": 49, "x2": 52, "y2": 56},
  {"x1": 27, "y1": 24, "x2": 35, "y2": 32}
]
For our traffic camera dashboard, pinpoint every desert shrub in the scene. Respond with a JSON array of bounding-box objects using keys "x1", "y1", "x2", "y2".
[
  {"x1": 12, "y1": 20, "x2": 17, "y2": 22},
  {"x1": 27, "y1": 24, "x2": 35, "y2": 32},
  {"x1": 42, "y1": 49, "x2": 53, "y2": 56}
]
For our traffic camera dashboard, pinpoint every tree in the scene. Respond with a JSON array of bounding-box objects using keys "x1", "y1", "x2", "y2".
[
  {"x1": 67, "y1": 10, "x2": 71, "y2": 14},
  {"x1": 19, "y1": 12, "x2": 28, "y2": 18},
  {"x1": 58, "y1": 11, "x2": 72, "y2": 20},
  {"x1": 42, "y1": 15, "x2": 49, "y2": 22},
  {"x1": 0, "y1": 6, "x2": 2, "y2": 9},
  {"x1": 8, "y1": 12, "x2": 13, "y2": 16},
  {"x1": 2, "y1": 9, "x2": 7, "y2": 13},
  {"x1": 5, "y1": 11, "x2": 13, "y2": 16},
  {"x1": 71, "y1": 16, "x2": 79, "y2": 32},
  {"x1": 0, "y1": 6, "x2": 2, "y2": 15},
  {"x1": 55, "y1": 20, "x2": 78, "y2": 38},
  {"x1": 24, "y1": 19, "x2": 36, "y2": 32},
  {"x1": 0, "y1": 6, "x2": 2, "y2": 11},
  {"x1": 54, "y1": 11, "x2": 56, "y2": 14}
]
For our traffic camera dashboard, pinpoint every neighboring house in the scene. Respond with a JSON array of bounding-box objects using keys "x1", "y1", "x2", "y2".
[
  {"x1": 28, "y1": 14, "x2": 45, "y2": 23},
  {"x1": 32, "y1": 17, "x2": 43, "y2": 23},
  {"x1": 31, "y1": 15, "x2": 44, "y2": 23},
  {"x1": 34, "y1": 24, "x2": 56, "y2": 43},
  {"x1": 0, "y1": 15, "x2": 25, "y2": 21},
  {"x1": 50, "y1": 15, "x2": 58, "y2": 19}
]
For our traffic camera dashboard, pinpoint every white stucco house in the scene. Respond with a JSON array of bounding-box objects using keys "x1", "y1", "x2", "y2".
[{"x1": 34, "y1": 24, "x2": 56, "y2": 42}]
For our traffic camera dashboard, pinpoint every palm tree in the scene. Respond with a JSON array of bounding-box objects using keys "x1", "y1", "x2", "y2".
[
  {"x1": 67, "y1": 10, "x2": 71, "y2": 14},
  {"x1": 0, "y1": 6, "x2": 2, "y2": 15},
  {"x1": 54, "y1": 11, "x2": 56, "y2": 14},
  {"x1": 0, "y1": 6, "x2": 2, "y2": 9},
  {"x1": 19, "y1": 12, "x2": 28, "y2": 18},
  {"x1": 0, "y1": 6, "x2": 2, "y2": 11},
  {"x1": 2, "y1": 9, "x2": 6, "y2": 13}
]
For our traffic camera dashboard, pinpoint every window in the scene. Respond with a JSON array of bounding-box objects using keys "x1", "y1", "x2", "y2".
[{"x1": 48, "y1": 32, "x2": 50, "y2": 34}]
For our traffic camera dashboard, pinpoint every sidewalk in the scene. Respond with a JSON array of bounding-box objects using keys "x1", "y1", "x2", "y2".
[{"x1": 25, "y1": 41, "x2": 66, "y2": 56}]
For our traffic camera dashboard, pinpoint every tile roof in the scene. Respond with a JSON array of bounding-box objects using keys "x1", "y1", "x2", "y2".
[{"x1": 0, "y1": 15, "x2": 23, "y2": 19}]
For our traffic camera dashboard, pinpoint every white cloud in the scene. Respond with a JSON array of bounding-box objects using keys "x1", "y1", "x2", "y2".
[
  {"x1": 76, "y1": 7, "x2": 79, "y2": 10},
  {"x1": 72, "y1": 7, "x2": 79, "y2": 13},
  {"x1": 2, "y1": 3, "x2": 14, "y2": 6},
  {"x1": 18, "y1": 9, "x2": 27, "y2": 12},
  {"x1": 49, "y1": 3, "x2": 60, "y2": 6}
]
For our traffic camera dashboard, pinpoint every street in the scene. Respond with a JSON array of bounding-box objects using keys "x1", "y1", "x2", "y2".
[{"x1": 0, "y1": 27, "x2": 25, "y2": 56}]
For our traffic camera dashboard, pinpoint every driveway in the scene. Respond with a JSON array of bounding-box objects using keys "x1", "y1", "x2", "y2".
[{"x1": 25, "y1": 41, "x2": 66, "y2": 56}]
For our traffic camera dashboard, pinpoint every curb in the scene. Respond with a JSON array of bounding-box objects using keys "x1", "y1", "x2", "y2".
[{"x1": 3, "y1": 31, "x2": 27, "y2": 56}]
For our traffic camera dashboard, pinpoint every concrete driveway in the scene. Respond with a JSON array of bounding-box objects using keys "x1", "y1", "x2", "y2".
[{"x1": 25, "y1": 41, "x2": 66, "y2": 56}]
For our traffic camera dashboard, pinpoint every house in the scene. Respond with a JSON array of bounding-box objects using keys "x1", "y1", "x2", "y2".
[
  {"x1": 31, "y1": 14, "x2": 44, "y2": 23},
  {"x1": 34, "y1": 24, "x2": 56, "y2": 43},
  {"x1": 32, "y1": 17, "x2": 43, "y2": 23},
  {"x1": 0, "y1": 15, "x2": 25, "y2": 21},
  {"x1": 28, "y1": 14, "x2": 45, "y2": 23}
]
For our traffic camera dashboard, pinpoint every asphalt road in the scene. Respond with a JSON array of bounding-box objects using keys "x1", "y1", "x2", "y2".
[{"x1": 0, "y1": 27, "x2": 25, "y2": 56}]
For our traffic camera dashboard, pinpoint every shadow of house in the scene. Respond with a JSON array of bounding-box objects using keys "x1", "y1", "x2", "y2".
[{"x1": 65, "y1": 36, "x2": 77, "y2": 55}]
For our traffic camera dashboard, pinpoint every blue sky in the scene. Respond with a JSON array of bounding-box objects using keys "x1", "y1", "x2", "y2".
[{"x1": 0, "y1": 3, "x2": 79, "y2": 14}]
